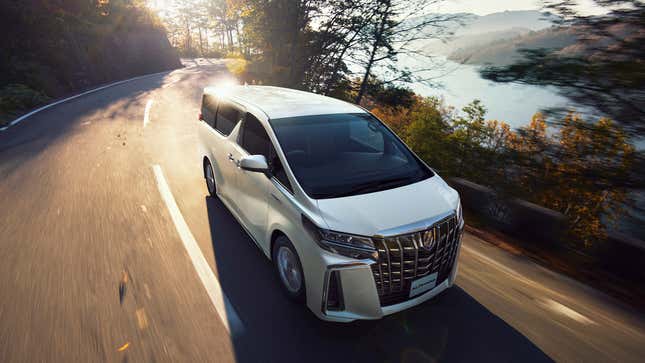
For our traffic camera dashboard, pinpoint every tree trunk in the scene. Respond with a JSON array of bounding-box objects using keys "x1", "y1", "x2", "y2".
[
  {"x1": 234, "y1": 20, "x2": 241, "y2": 52},
  {"x1": 227, "y1": 27, "x2": 234, "y2": 51},
  {"x1": 355, "y1": 4, "x2": 389, "y2": 104},
  {"x1": 185, "y1": 19, "x2": 191, "y2": 53},
  {"x1": 198, "y1": 27, "x2": 204, "y2": 56},
  {"x1": 287, "y1": 0, "x2": 303, "y2": 87}
]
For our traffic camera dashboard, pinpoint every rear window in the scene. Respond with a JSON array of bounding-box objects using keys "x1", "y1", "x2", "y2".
[{"x1": 201, "y1": 95, "x2": 217, "y2": 128}]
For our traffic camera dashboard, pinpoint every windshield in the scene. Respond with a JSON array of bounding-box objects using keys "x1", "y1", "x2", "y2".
[{"x1": 270, "y1": 113, "x2": 433, "y2": 199}]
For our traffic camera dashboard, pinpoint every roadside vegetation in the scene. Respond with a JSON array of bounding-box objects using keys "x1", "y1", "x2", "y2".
[
  {"x1": 0, "y1": 0, "x2": 181, "y2": 126},
  {"x1": 372, "y1": 96, "x2": 636, "y2": 247}
]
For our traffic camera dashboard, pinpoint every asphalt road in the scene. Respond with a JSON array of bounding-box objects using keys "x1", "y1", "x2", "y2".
[{"x1": 1, "y1": 59, "x2": 643, "y2": 362}]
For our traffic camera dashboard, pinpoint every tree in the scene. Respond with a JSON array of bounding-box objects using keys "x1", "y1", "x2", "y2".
[
  {"x1": 352, "y1": 0, "x2": 460, "y2": 104},
  {"x1": 303, "y1": 0, "x2": 380, "y2": 95},
  {"x1": 510, "y1": 114, "x2": 635, "y2": 245},
  {"x1": 239, "y1": 0, "x2": 322, "y2": 87}
]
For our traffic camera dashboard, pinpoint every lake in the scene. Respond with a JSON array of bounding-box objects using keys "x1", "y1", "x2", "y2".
[{"x1": 405, "y1": 59, "x2": 576, "y2": 129}]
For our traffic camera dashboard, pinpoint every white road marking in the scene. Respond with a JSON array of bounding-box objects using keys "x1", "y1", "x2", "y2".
[
  {"x1": 462, "y1": 245, "x2": 536, "y2": 287},
  {"x1": 136, "y1": 308, "x2": 149, "y2": 330},
  {"x1": 143, "y1": 99, "x2": 154, "y2": 128},
  {"x1": 0, "y1": 70, "x2": 171, "y2": 132},
  {"x1": 152, "y1": 164, "x2": 243, "y2": 335},
  {"x1": 162, "y1": 78, "x2": 179, "y2": 89},
  {"x1": 540, "y1": 298, "x2": 597, "y2": 325},
  {"x1": 462, "y1": 243, "x2": 618, "y2": 329},
  {"x1": 144, "y1": 283, "x2": 152, "y2": 299}
]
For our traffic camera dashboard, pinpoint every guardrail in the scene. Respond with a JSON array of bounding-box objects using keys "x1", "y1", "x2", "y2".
[{"x1": 449, "y1": 177, "x2": 645, "y2": 280}]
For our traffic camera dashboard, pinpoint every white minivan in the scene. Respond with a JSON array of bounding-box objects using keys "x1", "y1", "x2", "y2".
[{"x1": 198, "y1": 85, "x2": 463, "y2": 322}]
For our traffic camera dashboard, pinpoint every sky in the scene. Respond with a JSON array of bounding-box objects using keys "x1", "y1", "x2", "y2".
[
  {"x1": 146, "y1": 0, "x2": 608, "y2": 17},
  {"x1": 431, "y1": 0, "x2": 607, "y2": 16}
]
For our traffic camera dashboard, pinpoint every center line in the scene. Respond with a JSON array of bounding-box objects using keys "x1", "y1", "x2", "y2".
[
  {"x1": 540, "y1": 298, "x2": 597, "y2": 325},
  {"x1": 143, "y1": 99, "x2": 154, "y2": 128},
  {"x1": 152, "y1": 164, "x2": 243, "y2": 335}
]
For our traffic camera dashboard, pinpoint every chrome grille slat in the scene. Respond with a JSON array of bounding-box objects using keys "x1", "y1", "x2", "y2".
[
  {"x1": 396, "y1": 237, "x2": 404, "y2": 292},
  {"x1": 412, "y1": 232, "x2": 419, "y2": 278},
  {"x1": 376, "y1": 240, "x2": 385, "y2": 294},
  {"x1": 384, "y1": 239, "x2": 392, "y2": 294},
  {"x1": 371, "y1": 214, "x2": 461, "y2": 307}
]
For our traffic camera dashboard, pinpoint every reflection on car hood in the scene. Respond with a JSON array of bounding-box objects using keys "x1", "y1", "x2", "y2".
[{"x1": 316, "y1": 175, "x2": 459, "y2": 236}]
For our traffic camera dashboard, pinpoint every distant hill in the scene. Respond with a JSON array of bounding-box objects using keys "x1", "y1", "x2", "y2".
[
  {"x1": 458, "y1": 10, "x2": 556, "y2": 35},
  {"x1": 0, "y1": 1, "x2": 181, "y2": 126},
  {"x1": 449, "y1": 27, "x2": 579, "y2": 65},
  {"x1": 415, "y1": 10, "x2": 559, "y2": 56}
]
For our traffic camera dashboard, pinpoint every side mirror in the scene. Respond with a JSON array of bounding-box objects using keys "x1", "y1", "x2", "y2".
[{"x1": 239, "y1": 155, "x2": 269, "y2": 174}]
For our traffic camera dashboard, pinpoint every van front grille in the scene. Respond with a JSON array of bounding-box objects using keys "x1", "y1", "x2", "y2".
[{"x1": 371, "y1": 214, "x2": 461, "y2": 307}]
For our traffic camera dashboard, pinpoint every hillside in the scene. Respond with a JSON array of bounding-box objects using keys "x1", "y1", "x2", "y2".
[
  {"x1": 458, "y1": 10, "x2": 556, "y2": 35},
  {"x1": 449, "y1": 27, "x2": 578, "y2": 65},
  {"x1": 417, "y1": 10, "x2": 558, "y2": 56},
  {"x1": 0, "y1": 1, "x2": 181, "y2": 126}
]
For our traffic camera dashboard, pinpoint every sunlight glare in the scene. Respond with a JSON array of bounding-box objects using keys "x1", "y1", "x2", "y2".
[{"x1": 210, "y1": 77, "x2": 240, "y2": 97}]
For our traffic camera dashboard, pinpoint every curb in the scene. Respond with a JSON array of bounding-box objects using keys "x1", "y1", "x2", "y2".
[{"x1": 0, "y1": 69, "x2": 173, "y2": 132}]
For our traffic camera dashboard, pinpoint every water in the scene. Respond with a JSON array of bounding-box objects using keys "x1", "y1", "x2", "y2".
[{"x1": 405, "y1": 59, "x2": 575, "y2": 129}]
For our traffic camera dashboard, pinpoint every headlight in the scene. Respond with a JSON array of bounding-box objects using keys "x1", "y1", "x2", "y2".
[
  {"x1": 456, "y1": 198, "x2": 463, "y2": 223},
  {"x1": 302, "y1": 215, "x2": 377, "y2": 260}
]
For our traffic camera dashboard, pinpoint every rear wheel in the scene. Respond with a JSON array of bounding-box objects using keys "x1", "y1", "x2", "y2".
[
  {"x1": 204, "y1": 160, "x2": 216, "y2": 197},
  {"x1": 272, "y1": 236, "x2": 306, "y2": 302}
]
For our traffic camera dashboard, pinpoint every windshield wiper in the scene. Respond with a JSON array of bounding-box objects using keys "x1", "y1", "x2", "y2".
[{"x1": 327, "y1": 176, "x2": 415, "y2": 198}]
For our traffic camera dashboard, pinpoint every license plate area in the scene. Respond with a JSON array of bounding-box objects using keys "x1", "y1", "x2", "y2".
[{"x1": 409, "y1": 272, "x2": 438, "y2": 298}]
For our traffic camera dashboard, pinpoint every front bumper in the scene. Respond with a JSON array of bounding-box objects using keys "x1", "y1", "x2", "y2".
[{"x1": 307, "y1": 227, "x2": 463, "y2": 322}]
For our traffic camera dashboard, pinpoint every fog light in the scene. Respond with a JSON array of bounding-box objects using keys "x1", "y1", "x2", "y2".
[{"x1": 326, "y1": 270, "x2": 344, "y2": 311}]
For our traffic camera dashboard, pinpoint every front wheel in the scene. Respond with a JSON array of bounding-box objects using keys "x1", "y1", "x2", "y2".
[{"x1": 272, "y1": 236, "x2": 306, "y2": 303}]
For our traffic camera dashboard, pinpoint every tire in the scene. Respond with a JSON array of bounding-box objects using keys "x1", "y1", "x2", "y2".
[
  {"x1": 204, "y1": 159, "x2": 217, "y2": 197},
  {"x1": 272, "y1": 236, "x2": 306, "y2": 303}
]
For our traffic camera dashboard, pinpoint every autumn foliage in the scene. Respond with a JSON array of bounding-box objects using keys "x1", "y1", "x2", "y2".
[{"x1": 372, "y1": 98, "x2": 636, "y2": 246}]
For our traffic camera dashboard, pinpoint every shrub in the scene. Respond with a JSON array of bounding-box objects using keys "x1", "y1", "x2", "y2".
[{"x1": 0, "y1": 84, "x2": 50, "y2": 114}]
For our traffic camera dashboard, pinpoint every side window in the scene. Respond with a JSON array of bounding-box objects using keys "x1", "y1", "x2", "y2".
[
  {"x1": 271, "y1": 147, "x2": 293, "y2": 193},
  {"x1": 215, "y1": 103, "x2": 240, "y2": 136},
  {"x1": 240, "y1": 113, "x2": 271, "y2": 157},
  {"x1": 240, "y1": 113, "x2": 293, "y2": 193},
  {"x1": 201, "y1": 95, "x2": 217, "y2": 128}
]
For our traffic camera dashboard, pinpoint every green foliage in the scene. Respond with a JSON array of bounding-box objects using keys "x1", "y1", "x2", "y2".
[
  {"x1": 0, "y1": 0, "x2": 180, "y2": 121},
  {"x1": 0, "y1": 84, "x2": 50, "y2": 126},
  {"x1": 364, "y1": 79, "x2": 416, "y2": 108},
  {"x1": 0, "y1": 84, "x2": 50, "y2": 113}
]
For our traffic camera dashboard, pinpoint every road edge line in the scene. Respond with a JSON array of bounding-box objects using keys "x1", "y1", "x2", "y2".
[
  {"x1": 143, "y1": 99, "x2": 154, "y2": 128},
  {"x1": 0, "y1": 70, "x2": 174, "y2": 132},
  {"x1": 152, "y1": 164, "x2": 243, "y2": 336}
]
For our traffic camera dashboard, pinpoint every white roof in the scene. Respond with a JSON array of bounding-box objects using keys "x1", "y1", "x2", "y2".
[{"x1": 204, "y1": 85, "x2": 365, "y2": 119}]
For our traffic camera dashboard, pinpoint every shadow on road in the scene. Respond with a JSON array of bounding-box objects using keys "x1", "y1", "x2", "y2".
[
  {"x1": 205, "y1": 196, "x2": 553, "y2": 363},
  {"x1": 0, "y1": 74, "x2": 166, "y2": 179}
]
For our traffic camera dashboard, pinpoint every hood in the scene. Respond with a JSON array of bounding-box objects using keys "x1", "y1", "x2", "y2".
[{"x1": 315, "y1": 175, "x2": 459, "y2": 236}]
